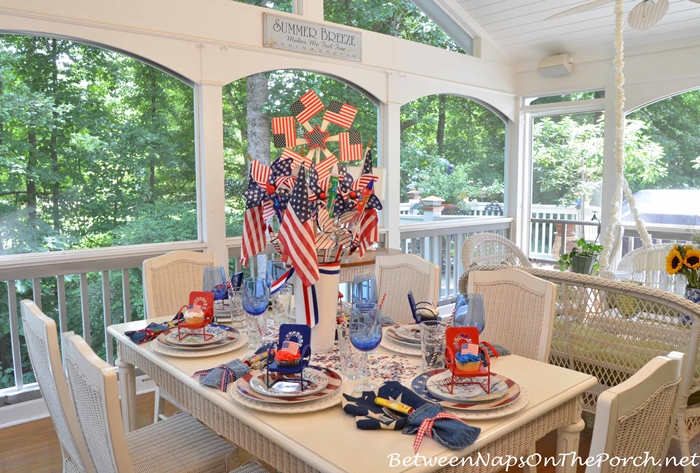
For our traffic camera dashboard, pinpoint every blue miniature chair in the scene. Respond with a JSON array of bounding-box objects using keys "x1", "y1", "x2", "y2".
[{"x1": 266, "y1": 324, "x2": 312, "y2": 391}]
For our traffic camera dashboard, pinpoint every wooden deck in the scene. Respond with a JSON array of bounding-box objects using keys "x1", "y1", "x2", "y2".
[{"x1": 0, "y1": 393, "x2": 697, "y2": 473}]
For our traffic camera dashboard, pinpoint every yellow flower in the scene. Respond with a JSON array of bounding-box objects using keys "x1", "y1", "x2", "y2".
[
  {"x1": 684, "y1": 248, "x2": 700, "y2": 270},
  {"x1": 667, "y1": 248, "x2": 684, "y2": 275}
]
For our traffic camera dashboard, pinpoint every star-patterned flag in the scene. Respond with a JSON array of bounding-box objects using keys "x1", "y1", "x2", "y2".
[
  {"x1": 291, "y1": 90, "x2": 324, "y2": 124},
  {"x1": 278, "y1": 166, "x2": 319, "y2": 287},
  {"x1": 243, "y1": 175, "x2": 267, "y2": 208},
  {"x1": 242, "y1": 177, "x2": 267, "y2": 267},
  {"x1": 308, "y1": 162, "x2": 324, "y2": 202},
  {"x1": 323, "y1": 100, "x2": 358, "y2": 129},
  {"x1": 271, "y1": 116, "x2": 297, "y2": 148},
  {"x1": 460, "y1": 343, "x2": 479, "y2": 356},
  {"x1": 354, "y1": 149, "x2": 377, "y2": 191},
  {"x1": 338, "y1": 131, "x2": 363, "y2": 162},
  {"x1": 365, "y1": 194, "x2": 383, "y2": 211},
  {"x1": 269, "y1": 157, "x2": 294, "y2": 184},
  {"x1": 334, "y1": 197, "x2": 356, "y2": 220},
  {"x1": 361, "y1": 149, "x2": 373, "y2": 175},
  {"x1": 338, "y1": 164, "x2": 354, "y2": 194}
]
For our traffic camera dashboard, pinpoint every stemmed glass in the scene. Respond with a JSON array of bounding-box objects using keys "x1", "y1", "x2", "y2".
[
  {"x1": 242, "y1": 277, "x2": 270, "y2": 349},
  {"x1": 349, "y1": 303, "x2": 382, "y2": 392},
  {"x1": 453, "y1": 293, "x2": 486, "y2": 334},
  {"x1": 203, "y1": 266, "x2": 228, "y2": 301},
  {"x1": 353, "y1": 275, "x2": 378, "y2": 304}
]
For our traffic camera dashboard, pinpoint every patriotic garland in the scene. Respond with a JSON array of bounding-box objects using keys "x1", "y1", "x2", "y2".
[{"x1": 241, "y1": 90, "x2": 383, "y2": 328}]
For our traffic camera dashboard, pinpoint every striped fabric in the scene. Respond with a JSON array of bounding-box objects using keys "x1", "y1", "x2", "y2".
[
  {"x1": 323, "y1": 100, "x2": 357, "y2": 129},
  {"x1": 271, "y1": 116, "x2": 297, "y2": 148},
  {"x1": 291, "y1": 90, "x2": 324, "y2": 124},
  {"x1": 338, "y1": 131, "x2": 363, "y2": 162}
]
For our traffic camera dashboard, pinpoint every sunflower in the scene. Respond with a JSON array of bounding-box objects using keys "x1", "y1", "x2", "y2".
[
  {"x1": 685, "y1": 248, "x2": 700, "y2": 270},
  {"x1": 667, "y1": 248, "x2": 684, "y2": 275}
]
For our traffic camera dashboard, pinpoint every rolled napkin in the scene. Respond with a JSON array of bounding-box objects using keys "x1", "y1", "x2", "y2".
[
  {"x1": 341, "y1": 381, "x2": 480, "y2": 452},
  {"x1": 125, "y1": 322, "x2": 169, "y2": 344},
  {"x1": 192, "y1": 359, "x2": 250, "y2": 392}
]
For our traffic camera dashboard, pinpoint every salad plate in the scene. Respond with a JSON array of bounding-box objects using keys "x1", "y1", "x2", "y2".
[
  {"x1": 248, "y1": 368, "x2": 329, "y2": 398},
  {"x1": 235, "y1": 366, "x2": 342, "y2": 404}
]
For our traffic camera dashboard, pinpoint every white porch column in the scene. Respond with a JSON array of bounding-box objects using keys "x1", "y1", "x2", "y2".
[
  {"x1": 195, "y1": 82, "x2": 228, "y2": 267},
  {"x1": 293, "y1": 0, "x2": 323, "y2": 20},
  {"x1": 600, "y1": 85, "x2": 621, "y2": 259},
  {"x1": 379, "y1": 92, "x2": 402, "y2": 249},
  {"x1": 508, "y1": 100, "x2": 529, "y2": 250}
]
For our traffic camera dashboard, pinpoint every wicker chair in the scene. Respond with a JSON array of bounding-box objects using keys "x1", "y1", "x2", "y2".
[
  {"x1": 376, "y1": 253, "x2": 439, "y2": 325},
  {"x1": 143, "y1": 250, "x2": 218, "y2": 319},
  {"x1": 467, "y1": 268, "x2": 556, "y2": 362},
  {"x1": 459, "y1": 265, "x2": 700, "y2": 472},
  {"x1": 587, "y1": 352, "x2": 684, "y2": 473},
  {"x1": 610, "y1": 243, "x2": 687, "y2": 295},
  {"x1": 229, "y1": 462, "x2": 269, "y2": 473},
  {"x1": 461, "y1": 233, "x2": 532, "y2": 273},
  {"x1": 143, "y1": 250, "x2": 217, "y2": 421},
  {"x1": 20, "y1": 300, "x2": 96, "y2": 473},
  {"x1": 62, "y1": 332, "x2": 235, "y2": 473}
]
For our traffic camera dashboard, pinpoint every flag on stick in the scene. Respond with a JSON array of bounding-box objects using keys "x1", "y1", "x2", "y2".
[
  {"x1": 338, "y1": 131, "x2": 363, "y2": 162},
  {"x1": 323, "y1": 100, "x2": 358, "y2": 129},
  {"x1": 290, "y1": 90, "x2": 324, "y2": 124},
  {"x1": 271, "y1": 116, "x2": 298, "y2": 148}
]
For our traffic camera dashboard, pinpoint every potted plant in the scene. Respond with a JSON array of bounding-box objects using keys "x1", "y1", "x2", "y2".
[{"x1": 557, "y1": 238, "x2": 604, "y2": 275}]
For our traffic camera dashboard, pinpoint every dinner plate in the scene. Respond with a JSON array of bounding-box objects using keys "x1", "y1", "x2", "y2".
[
  {"x1": 394, "y1": 324, "x2": 422, "y2": 343},
  {"x1": 425, "y1": 370, "x2": 510, "y2": 403},
  {"x1": 157, "y1": 328, "x2": 239, "y2": 351},
  {"x1": 380, "y1": 333, "x2": 422, "y2": 356},
  {"x1": 386, "y1": 327, "x2": 421, "y2": 346},
  {"x1": 150, "y1": 332, "x2": 247, "y2": 358},
  {"x1": 411, "y1": 369, "x2": 521, "y2": 411},
  {"x1": 163, "y1": 326, "x2": 229, "y2": 347},
  {"x1": 447, "y1": 389, "x2": 529, "y2": 420},
  {"x1": 248, "y1": 368, "x2": 329, "y2": 398},
  {"x1": 229, "y1": 374, "x2": 352, "y2": 414},
  {"x1": 236, "y1": 366, "x2": 342, "y2": 404}
]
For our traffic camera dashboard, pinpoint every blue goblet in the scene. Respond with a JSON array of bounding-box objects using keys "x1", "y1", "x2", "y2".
[
  {"x1": 349, "y1": 303, "x2": 382, "y2": 392},
  {"x1": 353, "y1": 275, "x2": 378, "y2": 304},
  {"x1": 242, "y1": 277, "x2": 270, "y2": 349}
]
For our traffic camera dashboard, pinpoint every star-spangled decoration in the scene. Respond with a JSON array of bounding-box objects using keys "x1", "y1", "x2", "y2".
[
  {"x1": 361, "y1": 149, "x2": 374, "y2": 175},
  {"x1": 304, "y1": 124, "x2": 330, "y2": 150},
  {"x1": 338, "y1": 164, "x2": 354, "y2": 194},
  {"x1": 244, "y1": 176, "x2": 267, "y2": 209},
  {"x1": 269, "y1": 157, "x2": 294, "y2": 184}
]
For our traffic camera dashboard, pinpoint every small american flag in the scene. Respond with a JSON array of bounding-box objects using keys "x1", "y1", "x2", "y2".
[
  {"x1": 338, "y1": 131, "x2": 363, "y2": 162},
  {"x1": 291, "y1": 90, "x2": 324, "y2": 124},
  {"x1": 323, "y1": 100, "x2": 357, "y2": 129},
  {"x1": 241, "y1": 205, "x2": 266, "y2": 267},
  {"x1": 271, "y1": 116, "x2": 297, "y2": 148},
  {"x1": 355, "y1": 209, "x2": 379, "y2": 257},
  {"x1": 277, "y1": 166, "x2": 319, "y2": 287},
  {"x1": 280, "y1": 340, "x2": 300, "y2": 356},
  {"x1": 460, "y1": 343, "x2": 479, "y2": 356}
]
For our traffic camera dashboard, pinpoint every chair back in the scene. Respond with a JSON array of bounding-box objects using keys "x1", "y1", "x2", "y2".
[
  {"x1": 278, "y1": 324, "x2": 311, "y2": 353},
  {"x1": 467, "y1": 268, "x2": 555, "y2": 362},
  {"x1": 62, "y1": 332, "x2": 135, "y2": 473},
  {"x1": 375, "y1": 253, "x2": 439, "y2": 325},
  {"x1": 143, "y1": 250, "x2": 218, "y2": 319},
  {"x1": 445, "y1": 326, "x2": 480, "y2": 357},
  {"x1": 586, "y1": 352, "x2": 685, "y2": 473},
  {"x1": 461, "y1": 233, "x2": 531, "y2": 273},
  {"x1": 616, "y1": 243, "x2": 686, "y2": 295},
  {"x1": 21, "y1": 301, "x2": 96, "y2": 473}
]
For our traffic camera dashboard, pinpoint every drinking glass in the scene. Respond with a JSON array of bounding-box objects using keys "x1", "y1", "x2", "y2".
[
  {"x1": 452, "y1": 293, "x2": 486, "y2": 334},
  {"x1": 242, "y1": 277, "x2": 270, "y2": 349},
  {"x1": 420, "y1": 321, "x2": 447, "y2": 372},
  {"x1": 336, "y1": 319, "x2": 362, "y2": 380},
  {"x1": 349, "y1": 303, "x2": 382, "y2": 392},
  {"x1": 203, "y1": 266, "x2": 228, "y2": 301},
  {"x1": 271, "y1": 285, "x2": 293, "y2": 327},
  {"x1": 228, "y1": 287, "x2": 246, "y2": 328},
  {"x1": 267, "y1": 260, "x2": 287, "y2": 287},
  {"x1": 352, "y1": 275, "x2": 378, "y2": 304}
]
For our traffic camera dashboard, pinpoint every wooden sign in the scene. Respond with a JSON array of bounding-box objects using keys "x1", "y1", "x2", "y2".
[{"x1": 263, "y1": 13, "x2": 362, "y2": 62}]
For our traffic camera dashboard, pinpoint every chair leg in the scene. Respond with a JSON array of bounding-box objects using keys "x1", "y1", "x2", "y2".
[
  {"x1": 153, "y1": 386, "x2": 165, "y2": 423},
  {"x1": 524, "y1": 442, "x2": 537, "y2": 473}
]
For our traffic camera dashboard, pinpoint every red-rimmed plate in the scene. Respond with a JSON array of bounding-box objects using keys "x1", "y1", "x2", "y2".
[
  {"x1": 236, "y1": 366, "x2": 342, "y2": 404},
  {"x1": 411, "y1": 369, "x2": 521, "y2": 411}
]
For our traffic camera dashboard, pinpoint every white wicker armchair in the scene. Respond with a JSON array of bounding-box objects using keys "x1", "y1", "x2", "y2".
[
  {"x1": 460, "y1": 265, "x2": 700, "y2": 472},
  {"x1": 604, "y1": 243, "x2": 687, "y2": 295},
  {"x1": 62, "y1": 332, "x2": 236, "y2": 473},
  {"x1": 375, "y1": 253, "x2": 439, "y2": 325},
  {"x1": 21, "y1": 300, "x2": 96, "y2": 473},
  {"x1": 587, "y1": 352, "x2": 684, "y2": 473},
  {"x1": 461, "y1": 233, "x2": 532, "y2": 270}
]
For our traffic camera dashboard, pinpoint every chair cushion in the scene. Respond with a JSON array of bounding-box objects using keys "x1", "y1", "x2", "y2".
[{"x1": 127, "y1": 412, "x2": 234, "y2": 473}]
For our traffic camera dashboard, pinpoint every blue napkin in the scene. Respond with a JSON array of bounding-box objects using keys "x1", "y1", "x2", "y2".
[
  {"x1": 482, "y1": 342, "x2": 510, "y2": 357},
  {"x1": 125, "y1": 322, "x2": 169, "y2": 344},
  {"x1": 341, "y1": 381, "x2": 480, "y2": 451},
  {"x1": 193, "y1": 359, "x2": 250, "y2": 391}
]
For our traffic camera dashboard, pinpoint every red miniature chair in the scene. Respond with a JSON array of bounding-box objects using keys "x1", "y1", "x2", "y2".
[
  {"x1": 444, "y1": 326, "x2": 498, "y2": 395},
  {"x1": 176, "y1": 292, "x2": 215, "y2": 341}
]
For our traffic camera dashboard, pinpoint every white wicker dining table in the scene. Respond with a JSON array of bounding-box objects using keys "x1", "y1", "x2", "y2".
[{"x1": 108, "y1": 319, "x2": 597, "y2": 473}]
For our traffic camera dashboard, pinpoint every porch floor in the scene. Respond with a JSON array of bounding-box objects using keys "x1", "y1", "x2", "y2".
[{"x1": 0, "y1": 393, "x2": 697, "y2": 472}]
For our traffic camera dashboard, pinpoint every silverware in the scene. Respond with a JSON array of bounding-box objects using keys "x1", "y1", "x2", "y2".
[{"x1": 381, "y1": 407, "x2": 406, "y2": 420}]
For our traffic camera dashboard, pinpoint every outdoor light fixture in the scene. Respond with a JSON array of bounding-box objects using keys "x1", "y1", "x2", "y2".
[{"x1": 537, "y1": 54, "x2": 573, "y2": 77}]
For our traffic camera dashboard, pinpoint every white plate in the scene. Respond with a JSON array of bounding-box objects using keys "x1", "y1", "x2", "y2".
[
  {"x1": 447, "y1": 389, "x2": 529, "y2": 420},
  {"x1": 386, "y1": 327, "x2": 421, "y2": 347},
  {"x1": 163, "y1": 326, "x2": 229, "y2": 347},
  {"x1": 395, "y1": 324, "x2": 422, "y2": 343},
  {"x1": 230, "y1": 374, "x2": 352, "y2": 413},
  {"x1": 248, "y1": 368, "x2": 329, "y2": 398},
  {"x1": 426, "y1": 370, "x2": 510, "y2": 403},
  {"x1": 380, "y1": 334, "x2": 421, "y2": 356},
  {"x1": 151, "y1": 332, "x2": 247, "y2": 357},
  {"x1": 157, "y1": 328, "x2": 239, "y2": 351}
]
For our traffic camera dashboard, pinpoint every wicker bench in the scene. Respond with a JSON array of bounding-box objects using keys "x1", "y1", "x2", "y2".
[{"x1": 459, "y1": 265, "x2": 700, "y2": 463}]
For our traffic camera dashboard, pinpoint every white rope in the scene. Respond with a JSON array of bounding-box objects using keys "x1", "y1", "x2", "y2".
[{"x1": 599, "y1": 0, "x2": 652, "y2": 271}]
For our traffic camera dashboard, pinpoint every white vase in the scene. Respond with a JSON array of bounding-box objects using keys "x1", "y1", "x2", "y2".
[{"x1": 291, "y1": 270, "x2": 340, "y2": 353}]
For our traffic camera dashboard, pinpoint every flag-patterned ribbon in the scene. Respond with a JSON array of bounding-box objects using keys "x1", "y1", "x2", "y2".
[{"x1": 413, "y1": 412, "x2": 470, "y2": 453}]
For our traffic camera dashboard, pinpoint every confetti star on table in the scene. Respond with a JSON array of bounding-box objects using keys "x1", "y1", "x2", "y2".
[{"x1": 304, "y1": 124, "x2": 330, "y2": 150}]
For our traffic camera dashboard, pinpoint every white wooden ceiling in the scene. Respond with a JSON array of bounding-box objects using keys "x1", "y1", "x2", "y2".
[{"x1": 455, "y1": 0, "x2": 700, "y2": 64}]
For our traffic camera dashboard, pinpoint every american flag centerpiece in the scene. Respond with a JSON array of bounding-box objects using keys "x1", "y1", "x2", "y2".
[
  {"x1": 240, "y1": 91, "x2": 384, "y2": 348},
  {"x1": 280, "y1": 340, "x2": 300, "y2": 357}
]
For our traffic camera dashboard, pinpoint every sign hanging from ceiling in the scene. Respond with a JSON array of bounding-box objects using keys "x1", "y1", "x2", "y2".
[{"x1": 263, "y1": 13, "x2": 362, "y2": 62}]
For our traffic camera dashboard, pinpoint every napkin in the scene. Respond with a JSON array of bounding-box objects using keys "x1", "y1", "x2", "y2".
[
  {"x1": 341, "y1": 381, "x2": 480, "y2": 452},
  {"x1": 482, "y1": 342, "x2": 510, "y2": 357},
  {"x1": 192, "y1": 344, "x2": 273, "y2": 391},
  {"x1": 125, "y1": 322, "x2": 170, "y2": 344}
]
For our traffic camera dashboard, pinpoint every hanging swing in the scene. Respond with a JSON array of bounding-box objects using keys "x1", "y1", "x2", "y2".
[{"x1": 597, "y1": 0, "x2": 653, "y2": 271}]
